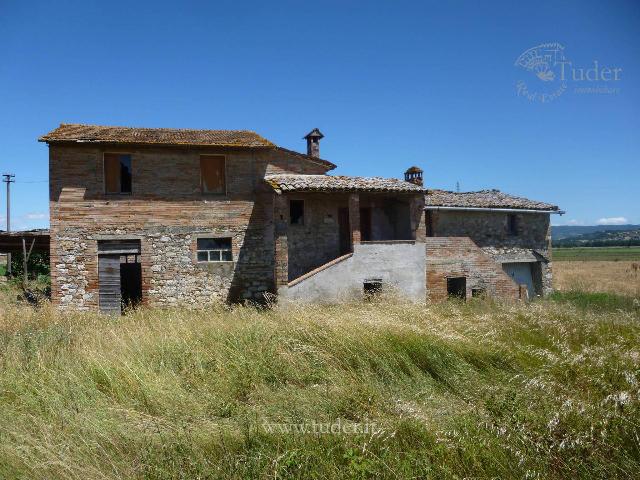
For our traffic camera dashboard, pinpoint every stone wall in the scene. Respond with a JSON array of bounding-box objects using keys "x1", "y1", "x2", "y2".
[
  {"x1": 49, "y1": 144, "x2": 329, "y2": 310},
  {"x1": 429, "y1": 210, "x2": 551, "y2": 250},
  {"x1": 286, "y1": 193, "x2": 344, "y2": 281},
  {"x1": 428, "y1": 210, "x2": 553, "y2": 296}
]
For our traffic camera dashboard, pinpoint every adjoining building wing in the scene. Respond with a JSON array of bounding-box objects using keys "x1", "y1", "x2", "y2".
[{"x1": 425, "y1": 189, "x2": 561, "y2": 212}]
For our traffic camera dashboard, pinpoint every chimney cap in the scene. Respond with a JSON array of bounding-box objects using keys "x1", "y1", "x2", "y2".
[{"x1": 303, "y1": 128, "x2": 324, "y2": 140}]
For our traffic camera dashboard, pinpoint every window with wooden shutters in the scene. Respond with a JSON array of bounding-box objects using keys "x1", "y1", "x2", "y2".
[
  {"x1": 104, "y1": 153, "x2": 132, "y2": 194},
  {"x1": 200, "y1": 155, "x2": 226, "y2": 194}
]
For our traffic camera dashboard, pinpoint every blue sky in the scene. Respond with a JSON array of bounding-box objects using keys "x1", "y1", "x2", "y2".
[{"x1": 0, "y1": 0, "x2": 638, "y2": 229}]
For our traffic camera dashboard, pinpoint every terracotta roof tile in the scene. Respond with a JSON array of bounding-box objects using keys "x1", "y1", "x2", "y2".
[
  {"x1": 265, "y1": 174, "x2": 424, "y2": 194},
  {"x1": 425, "y1": 189, "x2": 559, "y2": 211},
  {"x1": 39, "y1": 123, "x2": 274, "y2": 147}
]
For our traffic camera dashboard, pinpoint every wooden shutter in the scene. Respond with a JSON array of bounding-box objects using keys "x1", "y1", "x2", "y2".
[
  {"x1": 200, "y1": 155, "x2": 225, "y2": 194},
  {"x1": 104, "y1": 154, "x2": 121, "y2": 193}
]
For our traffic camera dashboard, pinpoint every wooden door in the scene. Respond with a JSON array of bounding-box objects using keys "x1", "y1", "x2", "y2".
[{"x1": 98, "y1": 254, "x2": 121, "y2": 313}]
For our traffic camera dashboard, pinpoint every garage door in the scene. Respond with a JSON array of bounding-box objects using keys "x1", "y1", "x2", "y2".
[{"x1": 502, "y1": 262, "x2": 534, "y2": 298}]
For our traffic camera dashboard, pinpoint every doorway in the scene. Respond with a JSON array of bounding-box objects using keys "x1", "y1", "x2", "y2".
[
  {"x1": 338, "y1": 207, "x2": 351, "y2": 255},
  {"x1": 120, "y1": 256, "x2": 142, "y2": 310},
  {"x1": 98, "y1": 240, "x2": 142, "y2": 314},
  {"x1": 447, "y1": 277, "x2": 466, "y2": 299}
]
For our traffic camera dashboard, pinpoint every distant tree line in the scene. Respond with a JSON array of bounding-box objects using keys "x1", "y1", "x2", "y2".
[{"x1": 554, "y1": 239, "x2": 640, "y2": 248}]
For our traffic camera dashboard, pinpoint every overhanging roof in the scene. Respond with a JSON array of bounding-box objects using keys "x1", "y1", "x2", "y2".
[
  {"x1": 265, "y1": 174, "x2": 425, "y2": 194},
  {"x1": 0, "y1": 230, "x2": 50, "y2": 253}
]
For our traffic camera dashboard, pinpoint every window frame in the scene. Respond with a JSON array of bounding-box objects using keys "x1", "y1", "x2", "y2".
[
  {"x1": 289, "y1": 199, "x2": 305, "y2": 225},
  {"x1": 195, "y1": 236, "x2": 233, "y2": 263},
  {"x1": 103, "y1": 152, "x2": 133, "y2": 195},
  {"x1": 199, "y1": 154, "x2": 227, "y2": 196}
]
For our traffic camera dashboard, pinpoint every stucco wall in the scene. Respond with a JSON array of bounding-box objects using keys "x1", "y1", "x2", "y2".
[{"x1": 280, "y1": 242, "x2": 426, "y2": 303}]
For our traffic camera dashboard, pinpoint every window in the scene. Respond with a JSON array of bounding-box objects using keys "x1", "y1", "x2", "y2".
[
  {"x1": 197, "y1": 237, "x2": 232, "y2": 262},
  {"x1": 471, "y1": 288, "x2": 485, "y2": 298},
  {"x1": 507, "y1": 214, "x2": 518, "y2": 236},
  {"x1": 290, "y1": 200, "x2": 304, "y2": 225},
  {"x1": 104, "y1": 153, "x2": 132, "y2": 194},
  {"x1": 201, "y1": 155, "x2": 226, "y2": 194},
  {"x1": 447, "y1": 277, "x2": 466, "y2": 299},
  {"x1": 363, "y1": 279, "x2": 383, "y2": 300}
]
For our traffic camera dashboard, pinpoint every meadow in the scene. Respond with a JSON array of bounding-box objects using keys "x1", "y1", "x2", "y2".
[
  {"x1": 0, "y1": 279, "x2": 639, "y2": 479},
  {"x1": 553, "y1": 246, "x2": 640, "y2": 262},
  {"x1": 553, "y1": 260, "x2": 640, "y2": 298}
]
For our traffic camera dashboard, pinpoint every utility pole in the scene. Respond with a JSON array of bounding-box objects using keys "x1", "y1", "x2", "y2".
[{"x1": 2, "y1": 174, "x2": 15, "y2": 276}]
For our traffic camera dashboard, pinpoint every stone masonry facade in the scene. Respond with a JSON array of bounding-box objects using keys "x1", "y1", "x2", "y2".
[
  {"x1": 426, "y1": 210, "x2": 554, "y2": 297},
  {"x1": 49, "y1": 144, "x2": 329, "y2": 309}
]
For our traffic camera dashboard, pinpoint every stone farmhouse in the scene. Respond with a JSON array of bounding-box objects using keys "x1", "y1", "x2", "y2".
[{"x1": 39, "y1": 124, "x2": 562, "y2": 313}]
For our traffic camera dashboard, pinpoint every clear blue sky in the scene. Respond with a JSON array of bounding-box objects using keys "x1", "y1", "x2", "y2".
[{"x1": 1, "y1": 0, "x2": 638, "y2": 230}]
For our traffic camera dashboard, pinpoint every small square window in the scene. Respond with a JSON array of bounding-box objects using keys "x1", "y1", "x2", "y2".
[
  {"x1": 290, "y1": 200, "x2": 304, "y2": 225},
  {"x1": 196, "y1": 237, "x2": 232, "y2": 263}
]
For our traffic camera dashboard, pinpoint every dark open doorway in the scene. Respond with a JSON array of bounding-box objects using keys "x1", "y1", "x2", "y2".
[
  {"x1": 447, "y1": 277, "x2": 466, "y2": 299},
  {"x1": 338, "y1": 207, "x2": 351, "y2": 255},
  {"x1": 120, "y1": 256, "x2": 142, "y2": 310}
]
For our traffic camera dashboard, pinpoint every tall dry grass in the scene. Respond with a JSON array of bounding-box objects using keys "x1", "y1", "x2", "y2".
[
  {"x1": 554, "y1": 261, "x2": 640, "y2": 297},
  {"x1": 0, "y1": 289, "x2": 639, "y2": 479}
]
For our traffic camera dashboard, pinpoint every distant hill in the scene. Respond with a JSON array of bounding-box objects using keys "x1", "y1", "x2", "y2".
[
  {"x1": 552, "y1": 224, "x2": 640, "y2": 241},
  {"x1": 553, "y1": 225, "x2": 640, "y2": 247}
]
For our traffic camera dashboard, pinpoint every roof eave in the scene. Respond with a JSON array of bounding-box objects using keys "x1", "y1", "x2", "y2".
[{"x1": 424, "y1": 205, "x2": 564, "y2": 214}]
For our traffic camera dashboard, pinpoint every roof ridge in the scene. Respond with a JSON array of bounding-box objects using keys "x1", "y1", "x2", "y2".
[{"x1": 57, "y1": 123, "x2": 263, "y2": 135}]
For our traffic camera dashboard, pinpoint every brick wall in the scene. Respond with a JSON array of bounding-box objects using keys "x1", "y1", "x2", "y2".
[
  {"x1": 49, "y1": 144, "x2": 329, "y2": 309},
  {"x1": 428, "y1": 210, "x2": 553, "y2": 296},
  {"x1": 425, "y1": 237, "x2": 520, "y2": 302}
]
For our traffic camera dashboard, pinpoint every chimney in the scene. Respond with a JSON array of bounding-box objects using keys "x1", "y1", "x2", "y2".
[
  {"x1": 303, "y1": 128, "x2": 324, "y2": 158},
  {"x1": 404, "y1": 166, "x2": 423, "y2": 186}
]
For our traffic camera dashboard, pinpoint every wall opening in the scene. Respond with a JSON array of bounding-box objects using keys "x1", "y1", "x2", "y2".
[
  {"x1": 471, "y1": 288, "x2": 485, "y2": 298},
  {"x1": 338, "y1": 207, "x2": 351, "y2": 255},
  {"x1": 363, "y1": 278, "x2": 383, "y2": 300},
  {"x1": 98, "y1": 240, "x2": 142, "y2": 314},
  {"x1": 447, "y1": 277, "x2": 466, "y2": 299}
]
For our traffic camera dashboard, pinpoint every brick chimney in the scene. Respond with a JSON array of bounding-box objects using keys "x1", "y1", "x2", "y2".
[
  {"x1": 404, "y1": 166, "x2": 423, "y2": 186},
  {"x1": 303, "y1": 128, "x2": 324, "y2": 158}
]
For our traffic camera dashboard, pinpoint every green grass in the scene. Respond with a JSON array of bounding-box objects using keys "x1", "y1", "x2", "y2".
[
  {"x1": 553, "y1": 246, "x2": 640, "y2": 261},
  {"x1": 549, "y1": 290, "x2": 639, "y2": 312},
  {"x1": 0, "y1": 265, "x2": 5, "y2": 276},
  {"x1": 0, "y1": 297, "x2": 639, "y2": 479}
]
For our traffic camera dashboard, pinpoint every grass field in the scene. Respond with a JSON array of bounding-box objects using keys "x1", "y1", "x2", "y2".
[
  {"x1": 553, "y1": 246, "x2": 640, "y2": 261},
  {"x1": 0, "y1": 290, "x2": 639, "y2": 479},
  {"x1": 554, "y1": 260, "x2": 640, "y2": 297}
]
